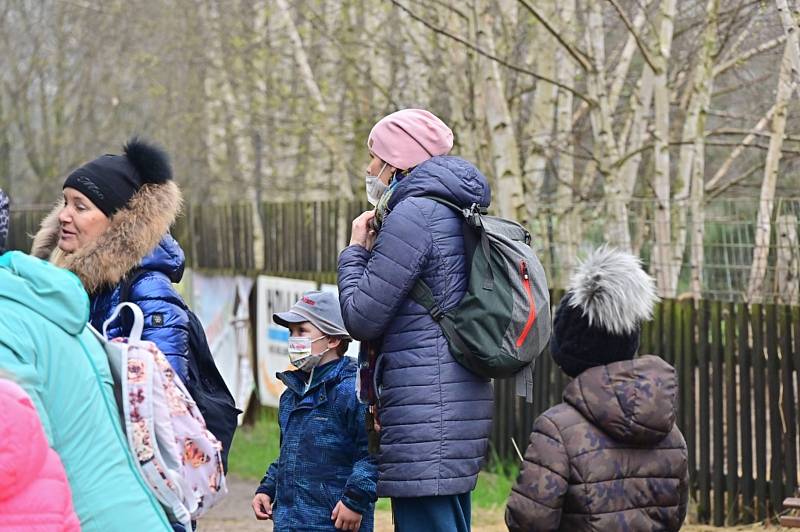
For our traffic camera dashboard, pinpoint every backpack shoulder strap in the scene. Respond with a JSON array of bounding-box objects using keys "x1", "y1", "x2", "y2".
[
  {"x1": 118, "y1": 268, "x2": 147, "y2": 334},
  {"x1": 409, "y1": 279, "x2": 478, "y2": 363},
  {"x1": 120, "y1": 267, "x2": 147, "y2": 304},
  {"x1": 417, "y1": 196, "x2": 494, "y2": 290},
  {"x1": 416, "y1": 196, "x2": 489, "y2": 218}
]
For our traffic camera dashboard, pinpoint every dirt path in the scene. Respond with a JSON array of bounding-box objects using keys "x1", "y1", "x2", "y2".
[
  {"x1": 200, "y1": 475, "x2": 271, "y2": 531},
  {"x1": 199, "y1": 475, "x2": 506, "y2": 532},
  {"x1": 200, "y1": 476, "x2": 786, "y2": 531}
]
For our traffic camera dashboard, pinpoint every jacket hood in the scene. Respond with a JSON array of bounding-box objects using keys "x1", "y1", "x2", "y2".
[
  {"x1": 30, "y1": 181, "x2": 182, "y2": 293},
  {"x1": 563, "y1": 355, "x2": 678, "y2": 445},
  {"x1": 0, "y1": 251, "x2": 89, "y2": 336},
  {"x1": 0, "y1": 379, "x2": 49, "y2": 501},
  {"x1": 140, "y1": 233, "x2": 185, "y2": 283},
  {"x1": 388, "y1": 156, "x2": 491, "y2": 211}
]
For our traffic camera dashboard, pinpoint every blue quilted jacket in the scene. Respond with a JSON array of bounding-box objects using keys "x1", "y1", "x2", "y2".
[
  {"x1": 337, "y1": 155, "x2": 495, "y2": 498},
  {"x1": 256, "y1": 357, "x2": 377, "y2": 531},
  {"x1": 89, "y1": 234, "x2": 190, "y2": 381}
]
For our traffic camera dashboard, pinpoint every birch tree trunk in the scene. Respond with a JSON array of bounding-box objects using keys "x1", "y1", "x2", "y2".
[
  {"x1": 553, "y1": 0, "x2": 578, "y2": 285},
  {"x1": 476, "y1": 0, "x2": 525, "y2": 221},
  {"x1": 583, "y1": 0, "x2": 627, "y2": 250},
  {"x1": 650, "y1": 0, "x2": 678, "y2": 298},
  {"x1": 774, "y1": 214, "x2": 799, "y2": 304},
  {"x1": 676, "y1": 0, "x2": 719, "y2": 297},
  {"x1": 776, "y1": 0, "x2": 800, "y2": 85},
  {"x1": 249, "y1": 0, "x2": 269, "y2": 270},
  {"x1": 747, "y1": 41, "x2": 794, "y2": 302},
  {"x1": 521, "y1": 0, "x2": 557, "y2": 221},
  {"x1": 607, "y1": 0, "x2": 654, "y2": 113},
  {"x1": 275, "y1": 0, "x2": 353, "y2": 199}
]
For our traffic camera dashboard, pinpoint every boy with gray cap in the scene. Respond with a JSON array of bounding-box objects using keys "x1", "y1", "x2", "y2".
[{"x1": 252, "y1": 290, "x2": 377, "y2": 532}]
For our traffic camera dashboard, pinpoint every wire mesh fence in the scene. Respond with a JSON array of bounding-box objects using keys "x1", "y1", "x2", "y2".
[{"x1": 7, "y1": 197, "x2": 800, "y2": 304}]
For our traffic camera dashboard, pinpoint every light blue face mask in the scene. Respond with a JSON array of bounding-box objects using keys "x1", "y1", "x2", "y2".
[{"x1": 365, "y1": 162, "x2": 389, "y2": 206}]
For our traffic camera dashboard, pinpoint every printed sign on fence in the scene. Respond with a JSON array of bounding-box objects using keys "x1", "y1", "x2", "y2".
[
  {"x1": 192, "y1": 274, "x2": 254, "y2": 421},
  {"x1": 255, "y1": 276, "x2": 317, "y2": 406}
]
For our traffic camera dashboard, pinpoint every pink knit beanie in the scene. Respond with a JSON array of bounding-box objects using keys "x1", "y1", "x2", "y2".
[{"x1": 367, "y1": 109, "x2": 454, "y2": 170}]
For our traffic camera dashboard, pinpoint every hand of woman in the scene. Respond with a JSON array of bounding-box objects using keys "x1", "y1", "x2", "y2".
[{"x1": 350, "y1": 211, "x2": 377, "y2": 251}]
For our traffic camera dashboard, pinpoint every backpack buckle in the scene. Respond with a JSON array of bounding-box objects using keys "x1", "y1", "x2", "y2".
[
  {"x1": 464, "y1": 203, "x2": 484, "y2": 227},
  {"x1": 430, "y1": 305, "x2": 444, "y2": 321}
]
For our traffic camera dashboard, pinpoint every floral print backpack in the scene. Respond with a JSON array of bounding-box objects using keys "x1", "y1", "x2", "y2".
[{"x1": 92, "y1": 302, "x2": 227, "y2": 529}]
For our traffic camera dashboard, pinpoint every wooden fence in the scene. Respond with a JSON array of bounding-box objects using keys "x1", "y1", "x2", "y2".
[
  {"x1": 7, "y1": 198, "x2": 800, "y2": 303},
  {"x1": 493, "y1": 293, "x2": 800, "y2": 526}
]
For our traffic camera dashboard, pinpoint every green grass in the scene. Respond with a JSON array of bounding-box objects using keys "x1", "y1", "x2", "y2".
[
  {"x1": 473, "y1": 458, "x2": 517, "y2": 509},
  {"x1": 228, "y1": 407, "x2": 518, "y2": 510},
  {"x1": 227, "y1": 408, "x2": 281, "y2": 481}
]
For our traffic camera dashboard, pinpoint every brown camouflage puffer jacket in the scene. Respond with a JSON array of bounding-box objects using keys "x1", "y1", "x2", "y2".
[{"x1": 506, "y1": 355, "x2": 688, "y2": 532}]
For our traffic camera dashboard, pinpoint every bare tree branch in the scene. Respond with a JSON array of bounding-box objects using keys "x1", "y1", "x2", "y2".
[
  {"x1": 604, "y1": 0, "x2": 660, "y2": 72},
  {"x1": 387, "y1": 0, "x2": 596, "y2": 105},
  {"x1": 516, "y1": 0, "x2": 594, "y2": 72}
]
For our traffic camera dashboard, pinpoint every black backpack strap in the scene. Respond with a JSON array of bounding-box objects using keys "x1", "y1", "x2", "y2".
[
  {"x1": 119, "y1": 267, "x2": 146, "y2": 303},
  {"x1": 118, "y1": 268, "x2": 147, "y2": 334},
  {"x1": 409, "y1": 279, "x2": 477, "y2": 363},
  {"x1": 418, "y1": 196, "x2": 494, "y2": 290}
]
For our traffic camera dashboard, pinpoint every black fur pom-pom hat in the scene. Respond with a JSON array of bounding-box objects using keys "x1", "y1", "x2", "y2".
[
  {"x1": 63, "y1": 137, "x2": 173, "y2": 217},
  {"x1": 551, "y1": 246, "x2": 660, "y2": 378}
]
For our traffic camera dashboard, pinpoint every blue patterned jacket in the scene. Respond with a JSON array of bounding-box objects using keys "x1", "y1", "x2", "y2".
[{"x1": 256, "y1": 357, "x2": 377, "y2": 532}]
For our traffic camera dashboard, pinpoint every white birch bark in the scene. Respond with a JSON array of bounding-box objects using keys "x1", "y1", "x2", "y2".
[
  {"x1": 522, "y1": 0, "x2": 557, "y2": 221},
  {"x1": 674, "y1": 0, "x2": 719, "y2": 298},
  {"x1": 776, "y1": 0, "x2": 800, "y2": 85},
  {"x1": 774, "y1": 214, "x2": 800, "y2": 304},
  {"x1": 275, "y1": 0, "x2": 353, "y2": 199},
  {"x1": 650, "y1": 0, "x2": 678, "y2": 297},
  {"x1": 553, "y1": 0, "x2": 578, "y2": 285},
  {"x1": 477, "y1": 0, "x2": 525, "y2": 220},
  {"x1": 607, "y1": 0, "x2": 654, "y2": 113},
  {"x1": 583, "y1": 0, "x2": 627, "y2": 250},
  {"x1": 747, "y1": 41, "x2": 794, "y2": 302}
]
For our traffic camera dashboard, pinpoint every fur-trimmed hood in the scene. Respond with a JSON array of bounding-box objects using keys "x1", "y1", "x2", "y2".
[{"x1": 31, "y1": 181, "x2": 182, "y2": 294}]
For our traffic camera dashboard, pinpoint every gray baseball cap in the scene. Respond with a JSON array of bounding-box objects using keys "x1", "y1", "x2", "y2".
[{"x1": 273, "y1": 290, "x2": 351, "y2": 339}]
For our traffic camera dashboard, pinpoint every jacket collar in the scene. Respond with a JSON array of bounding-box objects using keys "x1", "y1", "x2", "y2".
[
  {"x1": 30, "y1": 181, "x2": 182, "y2": 294},
  {"x1": 277, "y1": 356, "x2": 351, "y2": 397}
]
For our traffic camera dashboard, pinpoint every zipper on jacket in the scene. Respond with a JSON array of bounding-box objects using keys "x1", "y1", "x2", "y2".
[{"x1": 516, "y1": 260, "x2": 537, "y2": 348}]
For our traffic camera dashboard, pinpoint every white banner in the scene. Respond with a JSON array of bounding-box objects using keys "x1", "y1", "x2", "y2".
[
  {"x1": 255, "y1": 276, "x2": 317, "y2": 406},
  {"x1": 192, "y1": 274, "x2": 254, "y2": 421}
]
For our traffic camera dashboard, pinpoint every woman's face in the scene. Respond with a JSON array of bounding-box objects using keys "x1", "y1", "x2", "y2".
[
  {"x1": 367, "y1": 152, "x2": 395, "y2": 186},
  {"x1": 57, "y1": 187, "x2": 111, "y2": 253}
]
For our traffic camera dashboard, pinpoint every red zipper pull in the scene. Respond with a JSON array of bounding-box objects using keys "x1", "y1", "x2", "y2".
[{"x1": 521, "y1": 260, "x2": 529, "y2": 280}]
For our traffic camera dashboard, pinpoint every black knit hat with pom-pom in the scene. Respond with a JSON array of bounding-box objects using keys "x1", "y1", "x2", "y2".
[
  {"x1": 63, "y1": 137, "x2": 172, "y2": 217},
  {"x1": 550, "y1": 247, "x2": 660, "y2": 378}
]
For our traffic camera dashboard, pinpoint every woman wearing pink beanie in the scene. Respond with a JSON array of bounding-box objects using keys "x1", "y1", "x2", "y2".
[
  {"x1": 338, "y1": 109, "x2": 493, "y2": 532},
  {"x1": 0, "y1": 378, "x2": 81, "y2": 531}
]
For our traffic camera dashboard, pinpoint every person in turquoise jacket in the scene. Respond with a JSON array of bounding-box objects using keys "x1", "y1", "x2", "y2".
[{"x1": 0, "y1": 190, "x2": 171, "y2": 531}]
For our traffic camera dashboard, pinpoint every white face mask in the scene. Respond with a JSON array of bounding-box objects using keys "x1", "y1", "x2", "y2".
[
  {"x1": 288, "y1": 335, "x2": 328, "y2": 371},
  {"x1": 365, "y1": 162, "x2": 389, "y2": 206}
]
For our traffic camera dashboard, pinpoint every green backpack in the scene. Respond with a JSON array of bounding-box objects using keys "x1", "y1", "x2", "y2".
[{"x1": 410, "y1": 197, "x2": 551, "y2": 401}]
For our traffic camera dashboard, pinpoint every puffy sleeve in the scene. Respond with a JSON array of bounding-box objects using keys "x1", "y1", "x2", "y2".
[
  {"x1": 505, "y1": 414, "x2": 570, "y2": 532},
  {"x1": 129, "y1": 272, "x2": 191, "y2": 383},
  {"x1": 337, "y1": 199, "x2": 432, "y2": 341}
]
